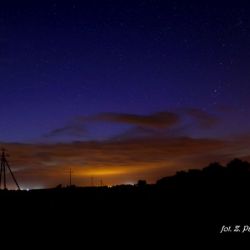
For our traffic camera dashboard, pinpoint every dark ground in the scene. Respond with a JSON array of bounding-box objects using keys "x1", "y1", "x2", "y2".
[{"x1": 1, "y1": 159, "x2": 250, "y2": 245}]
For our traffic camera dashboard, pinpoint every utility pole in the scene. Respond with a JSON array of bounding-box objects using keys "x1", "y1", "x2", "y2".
[{"x1": 0, "y1": 149, "x2": 20, "y2": 190}]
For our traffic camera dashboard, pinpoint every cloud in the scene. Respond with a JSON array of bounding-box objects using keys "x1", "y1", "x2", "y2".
[
  {"x1": 45, "y1": 108, "x2": 221, "y2": 140},
  {"x1": 44, "y1": 111, "x2": 181, "y2": 139},
  {"x1": 185, "y1": 108, "x2": 219, "y2": 129},
  {"x1": 2, "y1": 133, "x2": 250, "y2": 189},
  {"x1": 44, "y1": 124, "x2": 87, "y2": 138},
  {"x1": 87, "y1": 111, "x2": 180, "y2": 129}
]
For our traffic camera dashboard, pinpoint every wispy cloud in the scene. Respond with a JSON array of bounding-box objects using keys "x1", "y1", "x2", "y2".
[
  {"x1": 44, "y1": 119, "x2": 88, "y2": 138},
  {"x1": 44, "y1": 124, "x2": 87, "y2": 138},
  {"x1": 184, "y1": 108, "x2": 219, "y2": 129},
  {"x1": 45, "y1": 108, "x2": 219, "y2": 139},
  {"x1": 87, "y1": 111, "x2": 180, "y2": 129},
  {"x1": 2, "y1": 133, "x2": 250, "y2": 188}
]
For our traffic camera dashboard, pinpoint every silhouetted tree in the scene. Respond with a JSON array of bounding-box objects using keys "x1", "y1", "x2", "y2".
[
  {"x1": 137, "y1": 180, "x2": 147, "y2": 187},
  {"x1": 227, "y1": 158, "x2": 250, "y2": 173},
  {"x1": 202, "y1": 162, "x2": 224, "y2": 175}
]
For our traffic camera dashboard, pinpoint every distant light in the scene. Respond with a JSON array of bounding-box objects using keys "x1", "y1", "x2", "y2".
[
  {"x1": 26, "y1": 189, "x2": 30, "y2": 191},
  {"x1": 124, "y1": 182, "x2": 135, "y2": 186}
]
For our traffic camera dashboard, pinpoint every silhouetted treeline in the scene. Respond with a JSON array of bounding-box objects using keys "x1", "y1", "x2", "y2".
[{"x1": 157, "y1": 158, "x2": 250, "y2": 191}]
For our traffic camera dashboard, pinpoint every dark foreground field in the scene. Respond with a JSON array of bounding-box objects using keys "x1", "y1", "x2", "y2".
[{"x1": 1, "y1": 159, "x2": 250, "y2": 245}]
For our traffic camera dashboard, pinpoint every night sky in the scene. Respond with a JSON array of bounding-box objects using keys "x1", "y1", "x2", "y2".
[{"x1": 1, "y1": 0, "x2": 250, "y2": 189}]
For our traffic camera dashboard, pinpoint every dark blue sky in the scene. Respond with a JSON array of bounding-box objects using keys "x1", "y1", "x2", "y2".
[
  {"x1": 1, "y1": 0, "x2": 250, "y2": 142},
  {"x1": 2, "y1": 0, "x2": 250, "y2": 188}
]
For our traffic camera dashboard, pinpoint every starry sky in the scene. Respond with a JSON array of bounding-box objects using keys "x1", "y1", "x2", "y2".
[{"x1": 1, "y1": 0, "x2": 250, "y2": 189}]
